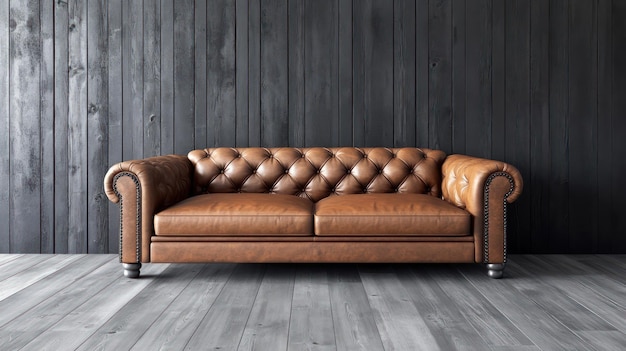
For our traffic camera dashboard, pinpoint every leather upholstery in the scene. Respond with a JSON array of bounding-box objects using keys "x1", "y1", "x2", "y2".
[
  {"x1": 314, "y1": 193, "x2": 470, "y2": 235},
  {"x1": 104, "y1": 147, "x2": 524, "y2": 269},
  {"x1": 442, "y1": 154, "x2": 523, "y2": 263},
  {"x1": 188, "y1": 147, "x2": 446, "y2": 202},
  {"x1": 154, "y1": 193, "x2": 314, "y2": 235},
  {"x1": 104, "y1": 155, "x2": 193, "y2": 263}
]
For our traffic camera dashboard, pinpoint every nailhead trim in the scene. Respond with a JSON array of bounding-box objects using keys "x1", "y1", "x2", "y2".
[
  {"x1": 112, "y1": 172, "x2": 142, "y2": 263},
  {"x1": 483, "y1": 172, "x2": 514, "y2": 264}
]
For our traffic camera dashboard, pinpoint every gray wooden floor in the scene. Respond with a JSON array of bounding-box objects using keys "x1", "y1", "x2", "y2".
[{"x1": 0, "y1": 255, "x2": 624, "y2": 351}]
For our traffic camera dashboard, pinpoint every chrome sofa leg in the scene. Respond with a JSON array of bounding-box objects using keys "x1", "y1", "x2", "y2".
[
  {"x1": 123, "y1": 263, "x2": 141, "y2": 278},
  {"x1": 486, "y1": 263, "x2": 505, "y2": 279}
]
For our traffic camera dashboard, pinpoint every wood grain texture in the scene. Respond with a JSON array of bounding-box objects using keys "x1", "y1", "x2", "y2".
[
  {"x1": 288, "y1": 0, "x2": 305, "y2": 147},
  {"x1": 612, "y1": 0, "x2": 626, "y2": 252},
  {"x1": 9, "y1": 0, "x2": 41, "y2": 253},
  {"x1": 465, "y1": 0, "x2": 491, "y2": 158},
  {"x1": 39, "y1": 0, "x2": 55, "y2": 254},
  {"x1": 174, "y1": 0, "x2": 195, "y2": 153},
  {"x1": 287, "y1": 265, "x2": 336, "y2": 351},
  {"x1": 328, "y1": 265, "x2": 385, "y2": 351},
  {"x1": 504, "y1": 0, "x2": 531, "y2": 254},
  {"x1": 338, "y1": 0, "x2": 353, "y2": 146},
  {"x1": 305, "y1": 0, "x2": 339, "y2": 147},
  {"x1": 87, "y1": 0, "x2": 109, "y2": 254},
  {"x1": 1, "y1": 1, "x2": 626, "y2": 254},
  {"x1": 529, "y1": 0, "x2": 550, "y2": 253},
  {"x1": 160, "y1": 0, "x2": 175, "y2": 154},
  {"x1": 68, "y1": 0, "x2": 88, "y2": 254},
  {"x1": 260, "y1": 0, "x2": 289, "y2": 147},
  {"x1": 451, "y1": 0, "x2": 466, "y2": 154},
  {"x1": 207, "y1": 0, "x2": 237, "y2": 147},
  {"x1": 549, "y1": 0, "x2": 571, "y2": 253},
  {"x1": 428, "y1": 0, "x2": 453, "y2": 153},
  {"x1": 239, "y1": 266, "x2": 295, "y2": 350},
  {"x1": 393, "y1": 0, "x2": 416, "y2": 148},
  {"x1": 144, "y1": 0, "x2": 162, "y2": 157},
  {"x1": 415, "y1": 0, "x2": 429, "y2": 147},
  {"x1": 353, "y1": 0, "x2": 394, "y2": 147},
  {"x1": 107, "y1": 0, "x2": 123, "y2": 254},
  {"x1": 53, "y1": 0, "x2": 70, "y2": 254},
  {"x1": 235, "y1": 0, "x2": 250, "y2": 146},
  {"x1": 0, "y1": 0, "x2": 9, "y2": 253},
  {"x1": 248, "y1": 0, "x2": 261, "y2": 146},
  {"x1": 1, "y1": 255, "x2": 626, "y2": 349},
  {"x1": 568, "y1": 0, "x2": 598, "y2": 253}
]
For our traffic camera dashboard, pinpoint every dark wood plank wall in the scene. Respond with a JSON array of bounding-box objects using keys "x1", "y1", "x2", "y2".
[{"x1": 0, "y1": 0, "x2": 625, "y2": 254}]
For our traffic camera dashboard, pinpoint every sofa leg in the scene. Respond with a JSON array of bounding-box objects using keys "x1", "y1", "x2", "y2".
[
  {"x1": 123, "y1": 263, "x2": 141, "y2": 278},
  {"x1": 486, "y1": 263, "x2": 505, "y2": 279}
]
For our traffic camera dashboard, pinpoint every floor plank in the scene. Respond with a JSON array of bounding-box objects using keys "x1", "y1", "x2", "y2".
[
  {"x1": 130, "y1": 263, "x2": 235, "y2": 351},
  {"x1": 0, "y1": 255, "x2": 624, "y2": 350},
  {"x1": 288, "y1": 265, "x2": 336, "y2": 351},
  {"x1": 328, "y1": 265, "x2": 385, "y2": 351},
  {"x1": 359, "y1": 265, "x2": 439, "y2": 351},
  {"x1": 183, "y1": 264, "x2": 266, "y2": 351},
  {"x1": 20, "y1": 263, "x2": 169, "y2": 351},
  {"x1": 238, "y1": 265, "x2": 295, "y2": 351},
  {"x1": 0, "y1": 254, "x2": 82, "y2": 301}
]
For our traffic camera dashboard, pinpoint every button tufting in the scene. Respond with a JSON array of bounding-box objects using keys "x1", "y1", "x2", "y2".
[{"x1": 220, "y1": 169, "x2": 224, "y2": 174}]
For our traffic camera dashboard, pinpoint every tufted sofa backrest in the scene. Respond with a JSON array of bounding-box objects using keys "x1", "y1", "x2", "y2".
[{"x1": 187, "y1": 147, "x2": 447, "y2": 202}]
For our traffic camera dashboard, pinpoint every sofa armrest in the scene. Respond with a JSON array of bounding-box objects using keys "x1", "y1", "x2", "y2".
[
  {"x1": 442, "y1": 154, "x2": 523, "y2": 265},
  {"x1": 104, "y1": 155, "x2": 193, "y2": 264}
]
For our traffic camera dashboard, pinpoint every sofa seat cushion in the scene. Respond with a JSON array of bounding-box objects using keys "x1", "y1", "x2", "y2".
[
  {"x1": 154, "y1": 193, "x2": 314, "y2": 236},
  {"x1": 314, "y1": 193, "x2": 470, "y2": 236}
]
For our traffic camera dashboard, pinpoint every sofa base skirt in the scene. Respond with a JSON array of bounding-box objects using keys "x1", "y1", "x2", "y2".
[{"x1": 150, "y1": 241, "x2": 476, "y2": 263}]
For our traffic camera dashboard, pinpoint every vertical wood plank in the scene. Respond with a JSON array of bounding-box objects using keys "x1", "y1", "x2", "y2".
[
  {"x1": 428, "y1": 0, "x2": 453, "y2": 153},
  {"x1": 40, "y1": 0, "x2": 55, "y2": 254},
  {"x1": 491, "y1": 0, "x2": 505, "y2": 161},
  {"x1": 174, "y1": 0, "x2": 195, "y2": 153},
  {"x1": 54, "y1": 0, "x2": 70, "y2": 253},
  {"x1": 353, "y1": 0, "x2": 394, "y2": 147},
  {"x1": 108, "y1": 0, "x2": 122, "y2": 253},
  {"x1": 236, "y1": 0, "x2": 249, "y2": 147},
  {"x1": 305, "y1": 0, "x2": 339, "y2": 147},
  {"x1": 10, "y1": 0, "x2": 43, "y2": 252},
  {"x1": 415, "y1": 0, "x2": 429, "y2": 147},
  {"x1": 338, "y1": 0, "x2": 353, "y2": 146},
  {"x1": 393, "y1": 0, "x2": 416, "y2": 147},
  {"x1": 288, "y1": 0, "x2": 305, "y2": 147},
  {"x1": 548, "y1": 0, "x2": 570, "y2": 252},
  {"x1": 160, "y1": 0, "x2": 175, "y2": 154},
  {"x1": 260, "y1": 0, "x2": 289, "y2": 147},
  {"x1": 87, "y1": 0, "x2": 109, "y2": 253},
  {"x1": 611, "y1": 0, "x2": 626, "y2": 252},
  {"x1": 68, "y1": 0, "x2": 88, "y2": 253},
  {"x1": 0, "y1": 0, "x2": 9, "y2": 252},
  {"x1": 568, "y1": 0, "x2": 598, "y2": 253},
  {"x1": 505, "y1": 0, "x2": 531, "y2": 253},
  {"x1": 451, "y1": 0, "x2": 466, "y2": 154},
  {"x1": 207, "y1": 0, "x2": 237, "y2": 147},
  {"x1": 144, "y1": 0, "x2": 162, "y2": 157},
  {"x1": 248, "y1": 0, "x2": 261, "y2": 146},
  {"x1": 597, "y1": 0, "x2": 612, "y2": 252},
  {"x1": 529, "y1": 0, "x2": 550, "y2": 253},
  {"x1": 195, "y1": 0, "x2": 208, "y2": 147},
  {"x1": 465, "y1": 0, "x2": 491, "y2": 158},
  {"x1": 9, "y1": 0, "x2": 42, "y2": 252},
  {"x1": 122, "y1": 0, "x2": 144, "y2": 160}
]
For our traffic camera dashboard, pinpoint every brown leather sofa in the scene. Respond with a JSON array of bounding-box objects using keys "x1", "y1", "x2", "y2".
[{"x1": 104, "y1": 147, "x2": 522, "y2": 279}]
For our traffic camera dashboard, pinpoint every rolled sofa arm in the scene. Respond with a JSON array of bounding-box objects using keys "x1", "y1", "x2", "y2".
[
  {"x1": 441, "y1": 154, "x2": 523, "y2": 265},
  {"x1": 104, "y1": 155, "x2": 194, "y2": 265}
]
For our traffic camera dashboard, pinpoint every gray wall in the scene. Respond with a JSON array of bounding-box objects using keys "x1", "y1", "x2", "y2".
[{"x1": 1, "y1": 0, "x2": 625, "y2": 254}]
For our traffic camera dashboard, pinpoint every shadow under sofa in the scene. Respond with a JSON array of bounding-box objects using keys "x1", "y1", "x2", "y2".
[{"x1": 104, "y1": 147, "x2": 523, "y2": 279}]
